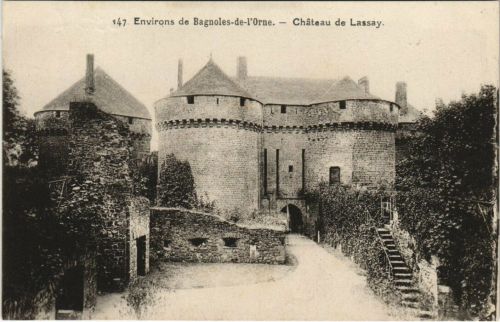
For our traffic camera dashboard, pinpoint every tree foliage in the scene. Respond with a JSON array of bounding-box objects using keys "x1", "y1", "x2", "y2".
[
  {"x1": 396, "y1": 85, "x2": 497, "y2": 319},
  {"x1": 157, "y1": 154, "x2": 197, "y2": 208},
  {"x1": 2, "y1": 69, "x2": 37, "y2": 167}
]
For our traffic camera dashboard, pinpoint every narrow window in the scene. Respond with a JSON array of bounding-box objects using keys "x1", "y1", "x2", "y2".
[
  {"x1": 263, "y1": 149, "x2": 268, "y2": 194},
  {"x1": 390, "y1": 104, "x2": 394, "y2": 112},
  {"x1": 128, "y1": 117, "x2": 133, "y2": 124},
  {"x1": 187, "y1": 96, "x2": 194, "y2": 104},
  {"x1": 281, "y1": 105, "x2": 287, "y2": 113},
  {"x1": 189, "y1": 238, "x2": 207, "y2": 247},
  {"x1": 329, "y1": 167, "x2": 341, "y2": 185},
  {"x1": 240, "y1": 98, "x2": 245, "y2": 107},
  {"x1": 339, "y1": 101, "x2": 346, "y2": 110},
  {"x1": 55, "y1": 111, "x2": 61, "y2": 118},
  {"x1": 163, "y1": 240, "x2": 171, "y2": 248},
  {"x1": 216, "y1": 98, "x2": 219, "y2": 105},
  {"x1": 302, "y1": 149, "x2": 305, "y2": 192},
  {"x1": 223, "y1": 237, "x2": 238, "y2": 248},
  {"x1": 289, "y1": 165, "x2": 293, "y2": 173},
  {"x1": 276, "y1": 149, "x2": 280, "y2": 194}
]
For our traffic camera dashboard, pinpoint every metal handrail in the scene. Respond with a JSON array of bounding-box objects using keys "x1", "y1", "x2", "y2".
[{"x1": 365, "y1": 209, "x2": 394, "y2": 279}]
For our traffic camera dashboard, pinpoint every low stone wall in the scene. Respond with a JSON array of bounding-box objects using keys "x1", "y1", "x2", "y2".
[{"x1": 150, "y1": 208, "x2": 286, "y2": 264}]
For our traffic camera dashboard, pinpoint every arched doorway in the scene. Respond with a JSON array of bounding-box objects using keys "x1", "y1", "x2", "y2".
[{"x1": 281, "y1": 204, "x2": 303, "y2": 233}]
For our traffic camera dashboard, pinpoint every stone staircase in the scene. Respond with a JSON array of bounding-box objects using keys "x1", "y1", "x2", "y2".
[{"x1": 377, "y1": 227, "x2": 435, "y2": 320}]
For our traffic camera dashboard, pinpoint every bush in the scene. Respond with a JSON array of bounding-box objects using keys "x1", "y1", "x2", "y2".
[{"x1": 157, "y1": 154, "x2": 197, "y2": 208}]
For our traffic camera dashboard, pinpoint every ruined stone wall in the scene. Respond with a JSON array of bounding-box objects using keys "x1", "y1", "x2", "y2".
[
  {"x1": 128, "y1": 196, "x2": 150, "y2": 280},
  {"x1": 65, "y1": 102, "x2": 149, "y2": 292},
  {"x1": 155, "y1": 95, "x2": 262, "y2": 214},
  {"x1": 150, "y1": 207, "x2": 286, "y2": 264}
]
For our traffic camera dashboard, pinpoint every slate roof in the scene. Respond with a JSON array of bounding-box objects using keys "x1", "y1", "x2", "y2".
[
  {"x1": 399, "y1": 103, "x2": 423, "y2": 123},
  {"x1": 39, "y1": 67, "x2": 151, "y2": 119},
  {"x1": 235, "y1": 76, "x2": 380, "y2": 105},
  {"x1": 171, "y1": 59, "x2": 254, "y2": 99}
]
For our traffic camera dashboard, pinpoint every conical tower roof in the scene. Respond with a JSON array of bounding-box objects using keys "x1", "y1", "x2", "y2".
[
  {"x1": 313, "y1": 76, "x2": 380, "y2": 104},
  {"x1": 171, "y1": 59, "x2": 254, "y2": 99},
  {"x1": 38, "y1": 67, "x2": 151, "y2": 119}
]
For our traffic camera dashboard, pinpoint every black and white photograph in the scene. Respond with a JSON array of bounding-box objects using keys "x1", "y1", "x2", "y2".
[{"x1": 2, "y1": 1, "x2": 499, "y2": 320}]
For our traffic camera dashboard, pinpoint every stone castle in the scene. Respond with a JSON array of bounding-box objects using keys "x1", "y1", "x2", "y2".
[
  {"x1": 31, "y1": 54, "x2": 421, "y2": 316},
  {"x1": 155, "y1": 57, "x2": 420, "y2": 233}
]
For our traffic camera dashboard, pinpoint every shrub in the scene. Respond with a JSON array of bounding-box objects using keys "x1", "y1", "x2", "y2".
[{"x1": 157, "y1": 154, "x2": 197, "y2": 208}]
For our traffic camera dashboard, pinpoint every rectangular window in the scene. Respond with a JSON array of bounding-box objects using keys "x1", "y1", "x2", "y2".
[
  {"x1": 281, "y1": 105, "x2": 287, "y2": 113},
  {"x1": 128, "y1": 117, "x2": 133, "y2": 124},
  {"x1": 329, "y1": 167, "x2": 341, "y2": 185},
  {"x1": 390, "y1": 104, "x2": 394, "y2": 112},
  {"x1": 289, "y1": 165, "x2": 293, "y2": 172},
  {"x1": 216, "y1": 98, "x2": 219, "y2": 105},
  {"x1": 223, "y1": 237, "x2": 238, "y2": 248},
  {"x1": 187, "y1": 96, "x2": 194, "y2": 104},
  {"x1": 240, "y1": 98, "x2": 245, "y2": 107},
  {"x1": 339, "y1": 101, "x2": 346, "y2": 109},
  {"x1": 55, "y1": 111, "x2": 61, "y2": 118}
]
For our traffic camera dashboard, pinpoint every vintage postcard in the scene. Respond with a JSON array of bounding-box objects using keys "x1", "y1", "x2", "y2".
[{"x1": 2, "y1": 1, "x2": 499, "y2": 320}]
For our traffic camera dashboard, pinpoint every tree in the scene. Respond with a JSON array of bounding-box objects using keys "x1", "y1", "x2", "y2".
[
  {"x1": 396, "y1": 85, "x2": 497, "y2": 319},
  {"x1": 157, "y1": 154, "x2": 197, "y2": 208},
  {"x1": 2, "y1": 69, "x2": 37, "y2": 167}
]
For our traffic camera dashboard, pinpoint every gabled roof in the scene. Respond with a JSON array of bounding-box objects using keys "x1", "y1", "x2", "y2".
[
  {"x1": 39, "y1": 67, "x2": 151, "y2": 119},
  {"x1": 171, "y1": 59, "x2": 254, "y2": 99},
  {"x1": 235, "y1": 76, "x2": 380, "y2": 105}
]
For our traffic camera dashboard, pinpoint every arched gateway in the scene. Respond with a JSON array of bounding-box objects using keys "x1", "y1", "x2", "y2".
[{"x1": 281, "y1": 204, "x2": 304, "y2": 233}]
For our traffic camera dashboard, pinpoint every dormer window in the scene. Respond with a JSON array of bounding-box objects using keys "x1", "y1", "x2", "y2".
[
  {"x1": 339, "y1": 101, "x2": 346, "y2": 110},
  {"x1": 187, "y1": 96, "x2": 194, "y2": 104},
  {"x1": 281, "y1": 105, "x2": 287, "y2": 113},
  {"x1": 240, "y1": 98, "x2": 246, "y2": 107}
]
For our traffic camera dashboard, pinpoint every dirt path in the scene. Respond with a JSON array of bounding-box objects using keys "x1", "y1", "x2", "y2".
[{"x1": 94, "y1": 234, "x2": 400, "y2": 320}]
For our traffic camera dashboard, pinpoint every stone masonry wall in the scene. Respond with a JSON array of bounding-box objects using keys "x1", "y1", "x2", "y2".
[
  {"x1": 128, "y1": 196, "x2": 150, "y2": 280},
  {"x1": 157, "y1": 126, "x2": 260, "y2": 215},
  {"x1": 150, "y1": 208, "x2": 286, "y2": 264}
]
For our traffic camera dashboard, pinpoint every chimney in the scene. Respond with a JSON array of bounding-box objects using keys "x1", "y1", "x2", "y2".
[
  {"x1": 395, "y1": 81, "x2": 408, "y2": 114},
  {"x1": 358, "y1": 76, "x2": 369, "y2": 94},
  {"x1": 85, "y1": 54, "x2": 95, "y2": 95},
  {"x1": 237, "y1": 56, "x2": 247, "y2": 80},
  {"x1": 177, "y1": 59, "x2": 183, "y2": 89}
]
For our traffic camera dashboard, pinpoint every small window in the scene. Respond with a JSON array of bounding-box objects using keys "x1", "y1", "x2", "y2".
[
  {"x1": 55, "y1": 111, "x2": 61, "y2": 118},
  {"x1": 128, "y1": 117, "x2": 133, "y2": 124},
  {"x1": 189, "y1": 238, "x2": 207, "y2": 247},
  {"x1": 390, "y1": 104, "x2": 394, "y2": 112},
  {"x1": 223, "y1": 237, "x2": 238, "y2": 248},
  {"x1": 216, "y1": 98, "x2": 219, "y2": 105},
  {"x1": 289, "y1": 165, "x2": 293, "y2": 172},
  {"x1": 240, "y1": 98, "x2": 246, "y2": 107},
  {"x1": 281, "y1": 105, "x2": 287, "y2": 113},
  {"x1": 163, "y1": 240, "x2": 171, "y2": 248},
  {"x1": 329, "y1": 166, "x2": 341, "y2": 185},
  {"x1": 187, "y1": 96, "x2": 194, "y2": 104},
  {"x1": 339, "y1": 101, "x2": 346, "y2": 109}
]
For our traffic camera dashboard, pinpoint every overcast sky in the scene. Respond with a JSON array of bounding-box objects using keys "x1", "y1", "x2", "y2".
[{"x1": 3, "y1": 1, "x2": 499, "y2": 148}]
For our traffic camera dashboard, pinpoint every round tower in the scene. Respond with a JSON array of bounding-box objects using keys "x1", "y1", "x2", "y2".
[
  {"x1": 155, "y1": 59, "x2": 263, "y2": 214},
  {"x1": 35, "y1": 54, "x2": 152, "y2": 178}
]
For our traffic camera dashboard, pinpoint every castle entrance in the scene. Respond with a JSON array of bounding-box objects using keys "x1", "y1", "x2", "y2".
[{"x1": 281, "y1": 204, "x2": 303, "y2": 234}]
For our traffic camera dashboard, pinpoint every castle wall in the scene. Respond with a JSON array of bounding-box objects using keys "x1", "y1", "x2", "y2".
[
  {"x1": 352, "y1": 130, "x2": 395, "y2": 187},
  {"x1": 150, "y1": 207, "x2": 286, "y2": 264},
  {"x1": 156, "y1": 95, "x2": 262, "y2": 214}
]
